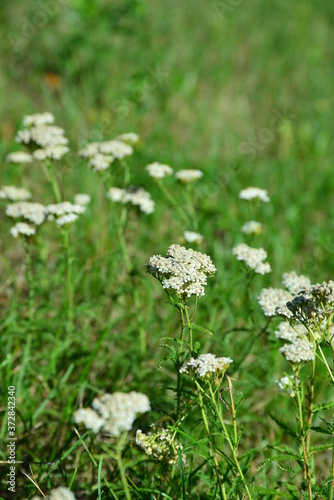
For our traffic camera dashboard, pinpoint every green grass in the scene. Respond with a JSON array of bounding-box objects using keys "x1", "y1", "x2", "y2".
[{"x1": 1, "y1": 0, "x2": 334, "y2": 498}]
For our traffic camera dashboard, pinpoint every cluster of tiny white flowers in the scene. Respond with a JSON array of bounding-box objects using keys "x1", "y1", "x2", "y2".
[
  {"x1": 277, "y1": 375, "x2": 296, "y2": 397},
  {"x1": 116, "y1": 132, "x2": 140, "y2": 145},
  {"x1": 136, "y1": 425, "x2": 184, "y2": 465},
  {"x1": 74, "y1": 193, "x2": 91, "y2": 206},
  {"x1": 258, "y1": 288, "x2": 293, "y2": 317},
  {"x1": 239, "y1": 187, "x2": 270, "y2": 202},
  {"x1": 147, "y1": 244, "x2": 216, "y2": 297},
  {"x1": 47, "y1": 202, "x2": 86, "y2": 226},
  {"x1": 232, "y1": 243, "x2": 271, "y2": 274},
  {"x1": 13, "y1": 112, "x2": 69, "y2": 161},
  {"x1": 175, "y1": 169, "x2": 203, "y2": 183},
  {"x1": 0, "y1": 186, "x2": 32, "y2": 201},
  {"x1": 241, "y1": 220, "x2": 263, "y2": 235},
  {"x1": 146, "y1": 162, "x2": 174, "y2": 179},
  {"x1": 279, "y1": 338, "x2": 315, "y2": 364},
  {"x1": 22, "y1": 112, "x2": 55, "y2": 127},
  {"x1": 282, "y1": 271, "x2": 311, "y2": 295},
  {"x1": 180, "y1": 353, "x2": 233, "y2": 381},
  {"x1": 275, "y1": 322, "x2": 307, "y2": 342},
  {"x1": 6, "y1": 202, "x2": 47, "y2": 225},
  {"x1": 184, "y1": 231, "x2": 203, "y2": 244},
  {"x1": 79, "y1": 138, "x2": 134, "y2": 171},
  {"x1": 6, "y1": 151, "x2": 33, "y2": 164},
  {"x1": 74, "y1": 392, "x2": 150, "y2": 436},
  {"x1": 107, "y1": 187, "x2": 155, "y2": 214},
  {"x1": 10, "y1": 222, "x2": 36, "y2": 239},
  {"x1": 31, "y1": 487, "x2": 76, "y2": 500}
]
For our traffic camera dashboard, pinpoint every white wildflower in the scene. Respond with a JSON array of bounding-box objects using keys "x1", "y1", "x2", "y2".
[
  {"x1": 31, "y1": 486, "x2": 76, "y2": 500},
  {"x1": 180, "y1": 353, "x2": 233, "y2": 381},
  {"x1": 279, "y1": 338, "x2": 315, "y2": 364},
  {"x1": 10, "y1": 222, "x2": 36, "y2": 238},
  {"x1": 0, "y1": 186, "x2": 32, "y2": 201},
  {"x1": 89, "y1": 153, "x2": 114, "y2": 171},
  {"x1": 146, "y1": 162, "x2": 173, "y2": 179},
  {"x1": 241, "y1": 220, "x2": 263, "y2": 235},
  {"x1": 239, "y1": 187, "x2": 270, "y2": 202},
  {"x1": 275, "y1": 322, "x2": 301, "y2": 342},
  {"x1": 99, "y1": 140, "x2": 133, "y2": 159},
  {"x1": 78, "y1": 143, "x2": 100, "y2": 158},
  {"x1": 184, "y1": 231, "x2": 203, "y2": 244},
  {"x1": 33, "y1": 145, "x2": 69, "y2": 161},
  {"x1": 258, "y1": 288, "x2": 293, "y2": 317},
  {"x1": 22, "y1": 112, "x2": 55, "y2": 127},
  {"x1": 73, "y1": 408, "x2": 104, "y2": 433},
  {"x1": 56, "y1": 213, "x2": 79, "y2": 226},
  {"x1": 116, "y1": 132, "x2": 140, "y2": 145},
  {"x1": 47, "y1": 202, "x2": 86, "y2": 217},
  {"x1": 282, "y1": 271, "x2": 312, "y2": 295},
  {"x1": 74, "y1": 193, "x2": 91, "y2": 206},
  {"x1": 107, "y1": 187, "x2": 127, "y2": 202},
  {"x1": 147, "y1": 244, "x2": 216, "y2": 298},
  {"x1": 175, "y1": 169, "x2": 203, "y2": 183},
  {"x1": 107, "y1": 187, "x2": 155, "y2": 214},
  {"x1": 136, "y1": 425, "x2": 184, "y2": 465},
  {"x1": 6, "y1": 151, "x2": 33, "y2": 163},
  {"x1": 232, "y1": 243, "x2": 271, "y2": 274},
  {"x1": 277, "y1": 375, "x2": 296, "y2": 397},
  {"x1": 6, "y1": 202, "x2": 46, "y2": 225}
]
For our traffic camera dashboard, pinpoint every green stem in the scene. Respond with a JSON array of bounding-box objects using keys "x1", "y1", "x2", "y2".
[
  {"x1": 294, "y1": 369, "x2": 313, "y2": 499},
  {"x1": 196, "y1": 382, "x2": 227, "y2": 500},
  {"x1": 23, "y1": 240, "x2": 35, "y2": 319},
  {"x1": 176, "y1": 306, "x2": 186, "y2": 421},
  {"x1": 42, "y1": 161, "x2": 62, "y2": 202},
  {"x1": 184, "y1": 304, "x2": 193, "y2": 352},
  {"x1": 316, "y1": 343, "x2": 334, "y2": 383},
  {"x1": 117, "y1": 206, "x2": 132, "y2": 273},
  {"x1": 305, "y1": 358, "x2": 315, "y2": 455},
  {"x1": 63, "y1": 227, "x2": 74, "y2": 329},
  {"x1": 184, "y1": 184, "x2": 198, "y2": 231},
  {"x1": 157, "y1": 180, "x2": 191, "y2": 227},
  {"x1": 209, "y1": 385, "x2": 252, "y2": 499},
  {"x1": 115, "y1": 434, "x2": 131, "y2": 500},
  {"x1": 330, "y1": 436, "x2": 334, "y2": 500}
]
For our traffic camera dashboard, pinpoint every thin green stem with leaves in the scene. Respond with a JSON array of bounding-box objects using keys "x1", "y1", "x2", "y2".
[
  {"x1": 196, "y1": 381, "x2": 227, "y2": 500},
  {"x1": 23, "y1": 239, "x2": 35, "y2": 319},
  {"x1": 63, "y1": 226, "x2": 74, "y2": 329},
  {"x1": 42, "y1": 160, "x2": 62, "y2": 202}
]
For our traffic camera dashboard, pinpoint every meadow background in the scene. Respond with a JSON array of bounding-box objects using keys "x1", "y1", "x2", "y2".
[{"x1": 1, "y1": 0, "x2": 334, "y2": 498}]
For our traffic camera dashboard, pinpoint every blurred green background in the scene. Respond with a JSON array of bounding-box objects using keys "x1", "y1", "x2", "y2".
[{"x1": 1, "y1": 0, "x2": 334, "y2": 281}]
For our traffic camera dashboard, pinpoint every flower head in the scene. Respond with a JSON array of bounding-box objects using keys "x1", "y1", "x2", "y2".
[
  {"x1": 10, "y1": 222, "x2": 36, "y2": 239},
  {"x1": 0, "y1": 186, "x2": 32, "y2": 201},
  {"x1": 258, "y1": 288, "x2": 293, "y2": 317},
  {"x1": 241, "y1": 220, "x2": 263, "y2": 235},
  {"x1": 175, "y1": 169, "x2": 203, "y2": 183},
  {"x1": 180, "y1": 353, "x2": 233, "y2": 383},
  {"x1": 116, "y1": 132, "x2": 140, "y2": 145},
  {"x1": 239, "y1": 187, "x2": 270, "y2": 202},
  {"x1": 74, "y1": 193, "x2": 91, "y2": 206},
  {"x1": 184, "y1": 231, "x2": 203, "y2": 244},
  {"x1": 232, "y1": 243, "x2": 271, "y2": 274},
  {"x1": 277, "y1": 375, "x2": 297, "y2": 397},
  {"x1": 107, "y1": 186, "x2": 155, "y2": 214},
  {"x1": 31, "y1": 486, "x2": 76, "y2": 500},
  {"x1": 279, "y1": 338, "x2": 315, "y2": 364},
  {"x1": 136, "y1": 425, "x2": 184, "y2": 465},
  {"x1": 282, "y1": 271, "x2": 311, "y2": 295},
  {"x1": 6, "y1": 202, "x2": 47, "y2": 225},
  {"x1": 146, "y1": 162, "x2": 173, "y2": 179},
  {"x1": 74, "y1": 392, "x2": 150, "y2": 436},
  {"x1": 147, "y1": 244, "x2": 216, "y2": 297},
  {"x1": 22, "y1": 112, "x2": 55, "y2": 127},
  {"x1": 6, "y1": 152, "x2": 33, "y2": 164}
]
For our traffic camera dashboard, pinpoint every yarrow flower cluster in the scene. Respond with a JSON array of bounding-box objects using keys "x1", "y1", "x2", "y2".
[
  {"x1": 6, "y1": 202, "x2": 47, "y2": 225},
  {"x1": 282, "y1": 271, "x2": 311, "y2": 295},
  {"x1": 146, "y1": 162, "x2": 173, "y2": 179},
  {"x1": 232, "y1": 243, "x2": 271, "y2": 274},
  {"x1": 107, "y1": 187, "x2": 155, "y2": 214},
  {"x1": 184, "y1": 231, "x2": 203, "y2": 244},
  {"x1": 0, "y1": 186, "x2": 32, "y2": 201},
  {"x1": 6, "y1": 152, "x2": 33, "y2": 164},
  {"x1": 175, "y1": 169, "x2": 203, "y2": 183},
  {"x1": 241, "y1": 220, "x2": 263, "y2": 235},
  {"x1": 275, "y1": 322, "x2": 307, "y2": 342},
  {"x1": 258, "y1": 288, "x2": 293, "y2": 317},
  {"x1": 115, "y1": 132, "x2": 140, "y2": 145},
  {"x1": 31, "y1": 487, "x2": 76, "y2": 500},
  {"x1": 146, "y1": 244, "x2": 216, "y2": 297},
  {"x1": 14, "y1": 112, "x2": 69, "y2": 161},
  {"x1": 74, "y1": 392, "x2": 150, "y2": 436},
  {"x1": 47, "y1": 202, "x2": 86, "y2": 226},
  {"x1": 10, "y1": 222, "x2": 36, "y2": 239},
  {"x1": 74, "y1": 193, "x2": 91, "y2": 207},
  {"x1": 136, "y1": 425, "x2": 184, "y2": 465},
  {"x1": 277, "y1": 375, "x2": 297, "y2": 397},
  {"x1": 180, "y1": 353, "x2": 233, "y2": 383},
  {"x1": 78, "y1": 138, "x2": 134, "y2": 171},
  {"x1": 239, "y1": 187, "x2": 270, "y2": 202},
  {"x1": 279, "y1": 338, "x2": 315, "y2": 364}
]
